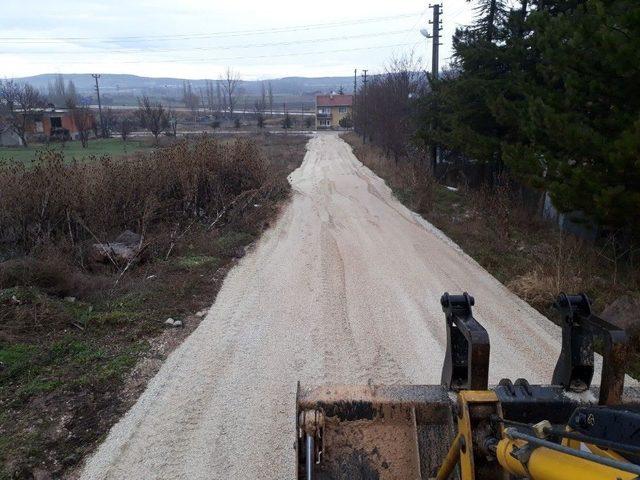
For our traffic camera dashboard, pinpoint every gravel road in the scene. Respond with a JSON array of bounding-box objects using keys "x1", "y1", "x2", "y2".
[{"x1": 81, "y1": 132, "x2": 571, "y2": 479}]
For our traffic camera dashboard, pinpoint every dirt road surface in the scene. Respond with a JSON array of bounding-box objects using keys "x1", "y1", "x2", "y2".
[{"x1": 81, "y1": 132, "x2": 572, "y2": 479}]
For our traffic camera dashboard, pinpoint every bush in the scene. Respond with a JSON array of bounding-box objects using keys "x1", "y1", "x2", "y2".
[
  {"x1": 339, "y1": 115, "x2": 353, "y2": 129},
  {"x1": 281, "y1": 113, "x2": 292, "y2": 129},
  {"x1": 0, "y1": 138, "x2": 268, "y2": 254}
]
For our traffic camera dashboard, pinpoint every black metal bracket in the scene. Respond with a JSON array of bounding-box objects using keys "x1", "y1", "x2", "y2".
[
  {"x1": 441, "y1": 292, "x2": 490, "y2": 391},
  {"x1": 552, "y1": 293, "x2": 628, "y2": 405}
]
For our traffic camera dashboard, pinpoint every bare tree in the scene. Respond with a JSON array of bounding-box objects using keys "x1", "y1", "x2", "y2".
[
  {"x1": 220, "y1": 67, "x2": 240, "y2": 119},
  {"x1": 73, "y1": 106, "x2": 93, "y2": 148},
  {"x1": 216, "y1": 80, "x2": 225, "y2": 115},
  {"x1": 65, "y1": 95, "x2": 93, "y2": 148},
  {"x1": 48, "y1": 74, "x2": 67, "y2": 107},
  {"x1": 0, "y1": 80, "x2": 46, "y2": 147},
  {"x1": 253, "y1": 99, "x2": 266, "y2": 129},
  {"x1": 165, "y1": 108, "x2": 178, "y2": 136},
  {"x1": 353, "y1": 54, "x2": 427, "y2": 163},
  {"x1": 136, "y1": 95, "x2": 168, "y2": 145},
  {"x1": 102, "y1": 107, "x2": 116, "y2": 137},
  {"x1": 205, "y1": 79, "x2": 216, "y2": 114},
  {"x1": 182, "y1": 81, "x2": 199, "y2": 120},
  {"x1": 117, "y1": 114, "x2": 134, "y2": 142},
  {"x1": 267, "y1": 81, "x2": 274, "y2": 117},
  {"x1": 66, "y1": 80, "x2": 78, "y2": 105}
]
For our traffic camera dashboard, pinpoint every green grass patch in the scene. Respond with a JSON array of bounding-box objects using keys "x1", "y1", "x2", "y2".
[
  {"x1": 0, "y1": 344, "x2": 39, "y2": 381},
  {"x1": 0, "y1": 338, "x2": 145, "y2": 406},
  {"x1": 215, "y1": 231, "x2": 254, "y2": 254},
  {"x1": 174, "y1": 255, "x2": 220, "y2": 270},
  {"x1": 0, "y1": 138, "x2": 150, "y2": 165},
  {"x1": 0, "y1": 286, "x2": 40, "y2": 304}
]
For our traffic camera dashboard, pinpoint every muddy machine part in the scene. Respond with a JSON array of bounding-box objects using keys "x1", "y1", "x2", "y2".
[{"x1": 296, "y1": 292, "x2": 640, "y2": 480}]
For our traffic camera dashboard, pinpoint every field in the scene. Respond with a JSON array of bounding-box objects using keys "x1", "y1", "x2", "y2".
[{"x1": 0, "y1": 138, "x2": 151, "y2": 164}]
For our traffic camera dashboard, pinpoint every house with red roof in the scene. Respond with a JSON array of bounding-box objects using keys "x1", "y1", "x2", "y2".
[{"x1": 315, "y1": 93, "x2": 353, "y2": 129}]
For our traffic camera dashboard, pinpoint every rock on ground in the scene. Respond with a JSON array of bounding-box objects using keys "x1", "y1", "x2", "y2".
[{"x1": 601, "y1": 295, "x2": 640, "y2": 331}]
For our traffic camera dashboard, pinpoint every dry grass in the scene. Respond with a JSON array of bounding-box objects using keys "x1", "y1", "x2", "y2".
[
  {"x1": 344, "y1": 132, "x2": 435, "y2": 216},
  {"x1": 0, "y1": 136, "x2": 269, "y2": 254}
]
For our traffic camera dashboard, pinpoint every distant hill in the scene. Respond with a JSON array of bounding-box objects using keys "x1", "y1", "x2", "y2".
[{"x1": 15, "y1": 73, "x2": 355, "y2": 98}]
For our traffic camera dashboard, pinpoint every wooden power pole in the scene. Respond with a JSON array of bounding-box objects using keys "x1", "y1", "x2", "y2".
[
  {"x1": 92, "y1": 74, "x2": 106, "y2": 138},
  {"x1": 428, "y1": 4, "x2": 443, "y2": 170},
  {"x1": 429, "y1": 4, "x2": 442, "y2": 81},
  {"x1": 353, "y1": 68, "x2": 357, "y2": 131},
  {"x1": 361, "y1": 69, "x2": 368, "y2": 144}
]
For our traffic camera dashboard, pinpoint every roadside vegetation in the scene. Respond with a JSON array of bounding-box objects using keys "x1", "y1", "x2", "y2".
[
  {"x1": 353, "y1": 0, "x2": 639, "y2": 243},
  {"x1": 345, "y1": 127, "x2": 640, "y2": 375},
  {"x1": 348, "y1": 0, "x2": 640, "y2": 365},
  {"x1": 0, "y1": 133, "x2": 308, "y2": 478}
]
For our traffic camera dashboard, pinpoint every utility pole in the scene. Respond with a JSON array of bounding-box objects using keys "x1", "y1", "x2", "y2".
[
  {"x1": 353, "y1": 68, "x2": 357, "y2": 132},
  {"x1": 353, "y1": 69, "x2": 357, "y2": 96},
  {"x1": 92, "y1": 74, "x2": 106, "y2": 138},
  {"x1": 429, "y1": 4, "x2": 442, "y2": 80},
  {"x1": 426, "y1": 4, "x2": 443, "y2": 170},
  {"x1": 361, "y1": 69, "x2": 368, "y2": 144}
]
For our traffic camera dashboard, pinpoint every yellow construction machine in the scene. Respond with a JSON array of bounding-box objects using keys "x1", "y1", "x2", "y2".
[{"x1": 297, "y1": 292, "x2": 640, "y2": 479}]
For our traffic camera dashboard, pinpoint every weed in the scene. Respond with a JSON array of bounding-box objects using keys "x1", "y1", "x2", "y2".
[
  {"x1": 174, "y1": 255, "x2": 220, "y2": 270},
  {"x1": 215, "y1": 231, "x2": 254, "y2": 254},
  {"x1": 0, "y1": 344, "x2": 38, "y2": 381}
]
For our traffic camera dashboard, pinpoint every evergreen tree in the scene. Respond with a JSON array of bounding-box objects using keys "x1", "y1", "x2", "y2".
[
  {"x1": 468, "y1": 0, "x2": 508, "y2": 41},
  {"x1": 518, "y1": 0, "x2": 640, "y2": 233},
  {"x1": 416, "y1": 0, "x2": 640, "y2": 238}
]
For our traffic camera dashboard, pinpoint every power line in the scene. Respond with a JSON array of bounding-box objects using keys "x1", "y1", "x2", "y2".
[
  {"x1": 10, "y1": 42, "x2": 417, "y2": 66},
  {"x1": 0, "y1": 12, "x2": 422, "y2": 44},
  {"x1": 1, "y1": 28, "x2": 415, "y2": 55}
]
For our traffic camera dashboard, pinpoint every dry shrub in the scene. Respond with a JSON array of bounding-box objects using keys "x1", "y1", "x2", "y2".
[
  {"x1": 0, "y1": 252, "x2": 106, "y2": 299},
  {"x1": 0, "y1": 137, "x2": 268, "y2": 255},
  {"x1": 344, "y1": 133, "x2": 435, "y2": 214},
  {"x1": 468, "y1": 174, "x2": 519, "y2": 244},
  {"x1": 409, "y1": 163, "x2": 436, "y2": 214},
  {"x1": 507, "y1": 232, "x2": 625, "y2": 312}
]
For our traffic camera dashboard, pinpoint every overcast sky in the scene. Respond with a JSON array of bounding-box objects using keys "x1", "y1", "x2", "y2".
[{"x1": 1, "y1": 0, "x2": 476, "y2": 80}]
